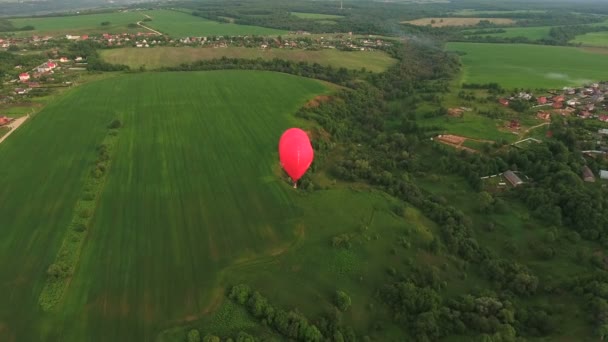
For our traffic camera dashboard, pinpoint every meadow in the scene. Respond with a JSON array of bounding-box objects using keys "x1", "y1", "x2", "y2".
[
  {"x1": 8, "y1": 11, "x2": 147, "y2": 37},
  {"x1": 0, "y1": 70, "x2": 331, "y2": 341},
  {"x1": 463, "y1": 26, "x2": 552, "y2": 39},
  {"x1": 572, "y1": 31, "x2": 608, "y2": 47},
  {"x1": 404, "y1": 17, "x2": 514, "y2": 27},
  {"x1": 290, "y1": 12, "x2": 344, "y2": 20},
  {"x1": 446, "y1": 42, "x2": 608, "y2": 88},
  {"x1": 99, "y1": 47, "x2": 396, "y2": 72},
  {"x1": 451, "y1": 9, "x2": 546, "y2": 16},
  {"x1": 142, "y1": 10, "x2": 285, "y2": 37}
]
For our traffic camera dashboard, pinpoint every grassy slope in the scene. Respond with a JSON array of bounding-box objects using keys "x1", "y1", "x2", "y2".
[
  {"x1": 143, "y1": 10, "x2": 286, "y2": 37},
  {"x1": 8, "y1": 11, "x2": 147, "y2": 37},
  {"x1": 99, "y1": 47, "x2": 396, "y2": 72},
  {"x1": 290, "y1": 12, "x2": 344, "y2": 20},
  {"x1": 446, "y1": 42, "x2": 608, "y2": 88},
  {"x1": 35, "y1": 71, "x2": 330, "y2": 341}
]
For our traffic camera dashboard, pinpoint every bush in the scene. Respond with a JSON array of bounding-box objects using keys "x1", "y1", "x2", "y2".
[
  {"x1": 100, "y1": 21, "x2": 110, "y2": 26},
  {"x1": 127, "y1": 23, "x2": 138, "y2": 28},
  {"x1": 108, "y1": 119, "x2": 122, "y2": 129},
  {"x1": 187, "y1": 329, "x2": 201, "y2": 342},
  {"x1": 334, "y1": 291, "x2": 352, "y2": 312}
]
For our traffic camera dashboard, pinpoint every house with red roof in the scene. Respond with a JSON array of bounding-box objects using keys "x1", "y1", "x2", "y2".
[
  {"x1": 499, "y1": 98, "x2": 509, "y2": 106},
  {"x1": 0, "y1": 116, "x2": 14, "y2": 126},
  {"x1": 553, "y1": 95, "x2": 565, "y2": 102},
  {"x1": 599, "y1": 115, "x2": 608, "y2": 122},
  {"x1": 47, "y1": 61, "x2": 57, "y2": 69},
  {"x1": 552, "y1": 102, "x2": 563, "y2": 109},
  {"x1": 18, "y1": 73, "x2": 30, "y2": 82},
  {"x1": 537, "y1": 96, "x2": 547, "y2": 105}
]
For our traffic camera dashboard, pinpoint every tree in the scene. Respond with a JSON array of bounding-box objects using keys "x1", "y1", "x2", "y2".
[
  {"x1": 334, "y1": 291, "x2": 352, "y2": 312},
  {"x1": 100, "y1": 21, "x2": 110, "y2": 26},
  {"x1": 477, "y1": 191, "x2": 494, "y2": 213},
  {"x1": 202, "y1": 335, "x2": 220, "y2": 342}
]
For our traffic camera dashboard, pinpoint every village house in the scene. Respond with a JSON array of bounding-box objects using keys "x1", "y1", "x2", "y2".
[
  {"x1": 601, "y1": 170, "x2": 608, "y2": 180},
  {"x1": 600, "y1": 115, "x2": 608, "y2": 123},
  {"x1": 582, "y1": 165, "x2": 596, "y2": 182},
  {"x1": 499, "y1": 98, "x2": 509, "y2": 106},
  {"x1": 0, "y1": 116, "x2": 14, "y2": 126},
  {"x1": 18, "y1": 73, "x2": 30, "y2": 82},
  {"x1": 14, "y1": 88, "x2": 27, "y2": 95},
  {"x1": 59, "y1": 57, "x2": 69, "y2": 63},
  {"x1": 537, "y1": 96, "x2": 547, "y2": 105},
  {"x1": 503, "y1": 170, "x2": 523, "y2": 187},
  {"x1": 579, "y1": 110, "x2": 592, "y2": 119},
  {"x1": 552, "y1": 101, "x2": 563, "y2": 109},
  {"x1": 537, "y1": 111, "x2": 551, "y2": 121}
]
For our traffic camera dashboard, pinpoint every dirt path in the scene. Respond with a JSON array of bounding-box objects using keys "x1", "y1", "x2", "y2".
[
  {"x1": 137, "y1": 21, "x2": 162, "y2": 35},
  {"x1": 521, "y1": 122, "x2": 549, "y2": 138},
  {"x1": 0, "y1": 115, "x2": 29, "y2": 145}
]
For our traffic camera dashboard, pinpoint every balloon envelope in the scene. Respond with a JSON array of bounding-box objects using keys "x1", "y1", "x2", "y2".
[{"x1": 279, "y1": 128, "x2": 314, "y2": 182}]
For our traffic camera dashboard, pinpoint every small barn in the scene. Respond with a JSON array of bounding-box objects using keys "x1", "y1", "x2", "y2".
[
  {"x1": 503, "y1": 170, "x2": 523, "y2": 187},
  {"x1": 582, "y1": 165, "x2": 596, "y2": 182}
]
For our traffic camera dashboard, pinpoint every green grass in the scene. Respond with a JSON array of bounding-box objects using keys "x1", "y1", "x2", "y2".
[
  {"x1": 446, "y1": 42, "x2": 608, "y2": 88},
  {"x1": 8, "y1": 11, "x2": 147, "y2": 37},
  {"x1": 463, "y1": 26, "x2": 552, "y2": 39},
  {"x1": 99, "y1": 47, "x2": 396, "y2": 72},
  {"x1": 0, "y1": 70, "x2": 329, "y2": 341},
  {"x1": 290, "y1": 12, "x2": 344, "y2": 20},
  {"x1": 572, "y1": 31, "x2": 608, "y2": 47},
  {"x1": 143, "y1": 10, "x2": 286, "y2": 37}
]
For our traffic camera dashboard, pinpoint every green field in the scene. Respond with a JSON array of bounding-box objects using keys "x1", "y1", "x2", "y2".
[
  {"x1": 8, "y1": 11, "x2": 147, "y2": 36},
  {"x1": 99, "y1": 47, "x2": 395, "y2": 72},
  {"x1": 572, "y1": 31, "x2": 608, "y2": 47},
  {"x1": 0, "y1": 70, "x2": 331, "y2": 340},
  {"x1": 143, "y1": 10, "x2": 285, "y2": 37},
  {"x1": 290, "y1": 12, "x2": 344, "y2": 20},
  {"x1": 447, "y1": 42, "x2": 608, "y2": 88},
  {"x1": 464, "y1": 26, "x2": 552, "y2": 39}
]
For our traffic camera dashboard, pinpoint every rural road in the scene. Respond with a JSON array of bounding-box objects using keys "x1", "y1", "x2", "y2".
[
  {"x1": 522, "y1": 122, "x2": 550, "y2": 136},
  {"x1": 137, "y1": 21, "x2": 162, "y2": 35},
  {"x1": 0, "y1": 115, "x2": 29, "y2": 144}
]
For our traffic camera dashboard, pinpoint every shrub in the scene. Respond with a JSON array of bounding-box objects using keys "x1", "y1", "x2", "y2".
[
  {"x1": 334, "y1": 291, "x2": 352, "y2": 312},
  {"x1": 108, "y1": 119, "x2": 122, "y2": 129},
  {"x1": 187, "y1": 329, "x2": 201, "y2": 342}
]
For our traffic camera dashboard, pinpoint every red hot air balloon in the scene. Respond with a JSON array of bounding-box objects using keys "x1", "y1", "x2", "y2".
[{"x1": 279, "y1": 128, "x2": 314, "y2": 188}]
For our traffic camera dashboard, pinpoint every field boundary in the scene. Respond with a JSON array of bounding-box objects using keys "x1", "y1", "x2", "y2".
[{"x1": 38, "y1": 119, "x2": 123, "y2": 311}]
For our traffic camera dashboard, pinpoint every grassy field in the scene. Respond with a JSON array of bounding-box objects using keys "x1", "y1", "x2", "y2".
[
  {"x1": 446, "y1": 42, "x2": 608, "y2": 88},
  {"x1": 290, "y1": 12, "x2": 344, "y2": 20},
  {"x1": 0, "y1": 70, "x2": 331, "y2": 341},
  {"x1": 99, "y1": 47, "x2": 396, "y2": 72},
  {"x1": 143, "y1": 10, "x2": 285, "y2": 37},
  {"x1": 404, "y1": 17, "x2": 514, "y2": 27},
  {"x1": 463, "y1": 26, "x2": 552, "y2": 39},
  {"x1": 572, "y1": 31, "x2": 608, "y2": 47},
  {"x1": 8, "y1": 11, "x2": 147, "y2": 37}
]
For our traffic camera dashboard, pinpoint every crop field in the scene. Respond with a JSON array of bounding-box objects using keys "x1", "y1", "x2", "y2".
[
  {"x1": 8, "y1": 11, "x2": 147, "y2": 36},
  {"x1": 446, "y1": 42, "x2": 608, "y2": 88},
  {"x1": 463, "y1": 26, "x2": 552, "y2": 39},
  {"x1": 99, "y1": 47, "x2": 396, "y2": 72},
  {"x1": 572, "y1": 31, "x2": 608, "y2": 47},
  {"x1": 0, "y1": 70, "x2": 336, "y2": 341},
  {"x1": 290, "y1": 12, "x2": 344, "y2": 20},
  {"x1": 142, "y1": 10, "x2": 285, "y2": 37},
  {"x1": 451, "y1": 9, "x2": 546, "y2": 16},
  {"x1": 404, "y1": 17, "x2": 515, "y2": 27}
]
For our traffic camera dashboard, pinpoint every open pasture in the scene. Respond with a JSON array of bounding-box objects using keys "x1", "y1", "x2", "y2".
[
  {"x1": 572, "y1": 31, "x2": 608, "y2": 47},
  {"x1": 404, "y1": 17, "x2": 515, "y2": 27},
  {"x1": 446, "y1": 42, "x2": 608, "y2": 88},
  {"x1": 8, "y1": 11, "x2": 147, "y2": 36},
  {"x1": 99, "y1": 46, "x2": 396, "y2": 72},
  {"x1": 142, "y1": 10, "x2": 285, "y2": 37},
  {"x1": 0, "y1": 70, "x2": 333, "y2": 341},
  {"x1": 451, "y1": 9, "x2": 546, "y2": 16}
]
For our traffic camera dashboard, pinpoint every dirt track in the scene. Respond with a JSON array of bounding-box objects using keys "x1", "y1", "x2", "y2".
[{"x1": 0, "y1": 115, "x2": 29, "y2": 144}]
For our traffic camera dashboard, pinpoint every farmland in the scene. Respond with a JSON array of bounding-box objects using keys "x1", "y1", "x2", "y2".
[
  {"x1": 99, "y1": 47, "x2": 396, "y2": 72},
  {"x1": 446, "y1": 42, "x2": 608, "y2": 88},
  {"x1": 451, "y1": 9, "x2": 546, "y2": 16},
  {"x1": 404, "y1": 17, "x2": 515, "y2": 27},
  {"x1": 290, "y1": 12, "x2": 344, "y2": 20},
  {"x1": 142, "y1": 10, "x2": 286, "y2": 37},
  {"x1": 0, "y1": 70, "x2": 337, "y2": 341},
  {"x1": 8, "y1": 11, "x2": 147, "y2": 36}
]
